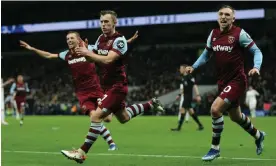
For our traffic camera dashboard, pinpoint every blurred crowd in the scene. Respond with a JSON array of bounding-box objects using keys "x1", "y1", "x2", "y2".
[{"x1": 2, "y1": 43, "x2": 276, "y2": 116}]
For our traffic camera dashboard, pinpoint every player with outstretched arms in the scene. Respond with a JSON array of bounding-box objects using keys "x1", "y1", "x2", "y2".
[
  {"x1": 1, "y1": 78, "x2": 14, "y2": 125},
  {"x1": 20, "y1": 30, "x2": 138, "y2": 151},
  {"x1": 185, "y1": 5, "x2": 265, "y2": 161},
  {"x1": 10, "y1": 75, "x2": 29, "y2": 126},
  {"x1": 245, "y1": 86, "x2": 259, "y2": 118},
  {"x1": 62, "y1": 10, "x2": 164, "y2": 163}
]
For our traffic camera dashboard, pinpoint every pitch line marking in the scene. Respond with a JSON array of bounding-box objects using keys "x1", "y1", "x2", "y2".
[{"x1": 3, "y1": 150, "x2": 276, "y2": 161}]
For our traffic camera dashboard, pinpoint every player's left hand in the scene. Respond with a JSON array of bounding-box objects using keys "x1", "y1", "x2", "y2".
[
  {"x1": 75, "y1": 46, "x2": 89, "y2": 56},
  {"x1": 248, "y1": 68, "x2": 260, "y2": 76},
  {"x1": 127, "y1": 30, "x2": 139, "y2": 44}
]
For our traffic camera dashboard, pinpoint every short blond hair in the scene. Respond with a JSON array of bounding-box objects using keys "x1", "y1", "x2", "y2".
[
  {"x1": 67, "y1": 31, "x2": 80, "y2": 38},
  {"x1": 100, "y1": 10, "x2": 117, "y2": 23}
]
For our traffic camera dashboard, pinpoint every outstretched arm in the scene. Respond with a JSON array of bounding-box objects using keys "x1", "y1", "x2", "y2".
[
  {"x1": 20, "y1": 40, "x2": 58, "y2": 59},
  {"x1": 186, "y1": 30, "x2": 213, "y2": 74},
  {"x1": 2, "y1": 78, "x2": 14, "y2": 88},
  {"x1": 127, "y1": 31, "x2": 139, "y2": 44},
  {"x1": 192, "y1": 49, "x2": 211, "y2": 69}
]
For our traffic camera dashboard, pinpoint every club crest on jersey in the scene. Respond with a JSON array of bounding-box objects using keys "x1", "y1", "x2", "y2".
[
  {"x1": 228, "y1": 36, "x2": 235, "y2": 44},
  {"x1": 107, "y1": 40, "x2": 113, "y2": 46}
]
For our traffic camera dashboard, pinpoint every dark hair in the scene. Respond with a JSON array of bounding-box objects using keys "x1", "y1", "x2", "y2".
[
  {"x1": 219, "y1": 4, "x2": 235, "y2": 14},
  {"x1": 67, "y1": 31, "x2": 80, "y2": 38}
]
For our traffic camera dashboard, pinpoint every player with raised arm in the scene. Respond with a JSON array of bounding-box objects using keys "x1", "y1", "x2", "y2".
[
  {"x1": 171, "y1": 64, "x2": 204, "y2": 131},
  {"x1": 185, "y1": 5, "x2": 265, "y2": 161},
  {"x1": 61, "y1": 10, "x2": 164, "y2": 163},
  {"x1": 1, "y1": 78, "x2": 15, "y2": 125},
  {"x1": 245, "y1": 86, "x2": 259, "y2": 118},
  {"x1": 10, "y1": 75, "x2": 30, "y2": 126},
  {"x1": 20, "y1": 31, "x2": 138, "y2": 150}
]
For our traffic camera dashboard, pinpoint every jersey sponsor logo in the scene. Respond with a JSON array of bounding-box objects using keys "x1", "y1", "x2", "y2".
[
  {"x1": 16, "y1": 87, "x2": 26, "y2": 91},
  {"x1": 68, "y1": 57, "x2": 87, "y2": 64},
  {"x1": 117, "y1": 40, "x2": 125, "y2": 49},
  {"x1": 228, "y1": 36, "x2": 235, "y2": 44},
  {"x1": 98, "y1": 49, "x2": 109, "y2": 55},
  {"x1": 212, "y1": 45, "x2": 233, "y2": 52}
]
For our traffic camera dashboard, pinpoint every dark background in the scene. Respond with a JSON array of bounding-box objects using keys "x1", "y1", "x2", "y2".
[
  {"x1": 2, "y1": 1, "x2": 276, "y2": 115},
  {"x1": 2, "y1": 1, "x2": 276, "y2": 52}
]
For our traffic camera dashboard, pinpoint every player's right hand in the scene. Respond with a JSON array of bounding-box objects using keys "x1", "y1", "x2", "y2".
[
  {"x1": 185, "y1": 66, "x2": 194, "y2": 74},
  {"x1": 78, "y1": 38, "x2": 89, "y2": 48},
  {"x1": 248, "y1": 68, "x2": 260, "y2": 76},
  {"x1": 19, "y1": 40, "x2": 33, "y2": 50},
  {"x1": 176, "y1": 95, "x2": 180, "y2": 100}
]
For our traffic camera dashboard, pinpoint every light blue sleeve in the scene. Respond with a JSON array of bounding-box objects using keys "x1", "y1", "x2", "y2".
[
  {"x1": 239, "y1": 29, "x2": 263, "y2": 70},
  {"x1": 88, "y1": 45, "x2": 94, "y2": 51},
  {"x1": 58, "y1": 50, "x2": 68, "y2": 60},
  {"x1": 112, "y1": 36, "x2": 128, "y2": 55},
  {"x1": 192, "y1": 49, "x2": 210, "y2": 69},
  {"x1": 191, "y1": 30, "x2": 213, "y2": 69},
  {"x1": 206, "y1": 30, "x2": 213, "y2": 49},
  {"x1": 249, "y1": 44, "x2": 263, "y2": 70},
  {"x1": 239, "y1": 29, "x2": 254, "y2": 48},
  {"x1": 10, "y1": 83, "x2": 16, "y2": 94},
  {"x1": 25, "y1": 83, "x2": 30, "y2": 93}
]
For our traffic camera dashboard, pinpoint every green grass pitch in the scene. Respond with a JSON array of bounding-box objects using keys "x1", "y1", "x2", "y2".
[{"x1": 1, "y1": 116, "x2": 276, "y2": 166}]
